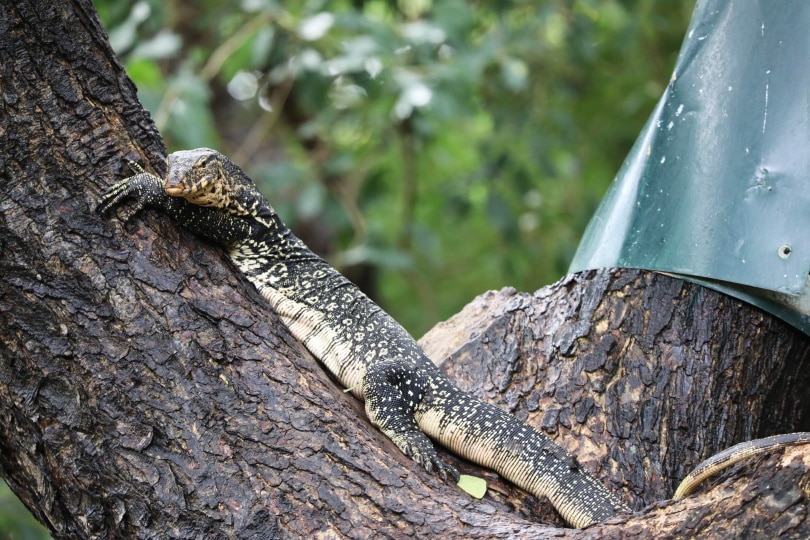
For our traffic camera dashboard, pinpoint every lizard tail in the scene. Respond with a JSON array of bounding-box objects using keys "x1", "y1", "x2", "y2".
[{"x1": 673, "y1": 432, "x2": 810, "y2": 499}]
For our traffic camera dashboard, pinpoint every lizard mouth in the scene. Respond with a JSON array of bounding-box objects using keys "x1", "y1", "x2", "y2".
[{"x1": 164, "y1": 184, "x2": 187, "y2": 196}]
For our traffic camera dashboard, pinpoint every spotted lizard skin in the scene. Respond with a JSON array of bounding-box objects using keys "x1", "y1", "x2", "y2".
[{"x1": 97, "y1": 148, "x2": 628, "y2": 527}]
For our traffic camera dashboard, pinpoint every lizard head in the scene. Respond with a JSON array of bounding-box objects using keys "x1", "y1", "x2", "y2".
[
  {"x1": 164, "y1": 148, "x2": 275, "y2": 224},
  {"x1": 164, "y1": 148, "x2": 232, "y2": 208}
]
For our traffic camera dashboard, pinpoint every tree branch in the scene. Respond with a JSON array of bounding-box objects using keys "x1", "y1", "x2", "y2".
[{"x1": 1, "y1": 1, "x2": 809, "y2": 538}]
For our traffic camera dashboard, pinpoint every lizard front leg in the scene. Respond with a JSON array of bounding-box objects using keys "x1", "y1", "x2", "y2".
[
  {"x1": 96, "y1": 166, "x2": 170, "y2": 221},
  {"x1": 362, "y1": 359, "x2": 459, "y2": 483},
  {"x1": 97, "y1": 161, "x2": 254, "y2": 247}
]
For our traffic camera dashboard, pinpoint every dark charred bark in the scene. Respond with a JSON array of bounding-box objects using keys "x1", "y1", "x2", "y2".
[
  {"x1": 1, "y1": 0, "x2": 809, "y2": 538},
  {"x1": 422, "y1": 270, "x2": 810, "y2": 538}
]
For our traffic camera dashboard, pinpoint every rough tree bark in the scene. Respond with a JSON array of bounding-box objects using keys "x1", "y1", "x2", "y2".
[{"x1": 1, "y1": 1, "x2": 809, "y2": 539}]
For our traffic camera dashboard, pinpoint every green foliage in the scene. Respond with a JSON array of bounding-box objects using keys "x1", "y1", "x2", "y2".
[
  {"x1": 457, "y1": 474, "x2": 487, "y2": 499},
  {"x1": 0, "y1": 480, "x2": 50, "y2": 540},
  {"x1": 93, "y1": 0, "x2": 693, "y2": 336}
]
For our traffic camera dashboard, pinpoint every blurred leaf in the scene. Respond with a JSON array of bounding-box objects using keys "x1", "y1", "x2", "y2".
[
  {"x1": 163, "y1": 70, "x2": 218, "y2": 149},
  {"x1": 485, "y1": 192, "x2": 516, "y2": 240},
  {"x1": 296, "y1": 182, "x2": 326, "y2": 219},
  {"x1": 106, "y1": 1, "x2": 151, "y2": 53},
  {"x1": 338, "y1": 245, "x2": 412, "y2": 269},
  {"x1": 124, "y1": 57, "x2": 164, "y2": 88},
  {"x1": 129, "y1": 29, "x2": 182, "y2": 59},
  {"x1": 457, "y1": 474, "x2": 487, "y2": 499},
  {"x1": 0, "y1": 480, "x2": 51, "y2": 540}
]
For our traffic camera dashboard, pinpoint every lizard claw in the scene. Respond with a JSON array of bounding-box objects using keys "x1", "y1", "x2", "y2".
[
  {"x1": 96, "y1": 178, "x2": 139, "y2": 219},
  {"x1": 96, "y1": 170, "x2": 165, "y2": 222},
  {"x1": 397, "y1": 431, "x2": 459, "y2": 484}
]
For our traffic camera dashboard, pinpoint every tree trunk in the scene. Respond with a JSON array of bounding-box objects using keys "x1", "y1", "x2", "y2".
[
  {"x1": 421, "y1": 271, "x2": 810, "y2": 538},
  {"x1": 1, "y1": 1, "x2": 809, "y2": 539}
]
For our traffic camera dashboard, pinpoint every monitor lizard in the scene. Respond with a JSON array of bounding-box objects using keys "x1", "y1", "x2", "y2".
[{"x1": 96, "y1": 148, "x2": 810, "y2": 528}]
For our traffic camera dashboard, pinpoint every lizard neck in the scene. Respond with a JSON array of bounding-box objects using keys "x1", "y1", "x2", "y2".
[
  {"x1": 228, "y1": 222, "x2": 371, "y2": 393},
  {"x1": 228, "y1": 218, "x2": 334, "y2": 296}
]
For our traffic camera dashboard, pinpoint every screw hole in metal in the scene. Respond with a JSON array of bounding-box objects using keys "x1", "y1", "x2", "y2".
[{"x1": 778, "y1": 244, "x2": 792, "y2": 259}]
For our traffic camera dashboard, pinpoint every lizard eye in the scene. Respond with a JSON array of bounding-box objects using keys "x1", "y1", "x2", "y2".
[{"x1": 191, "y1": 174, "x2": 214, "y2": 192}]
